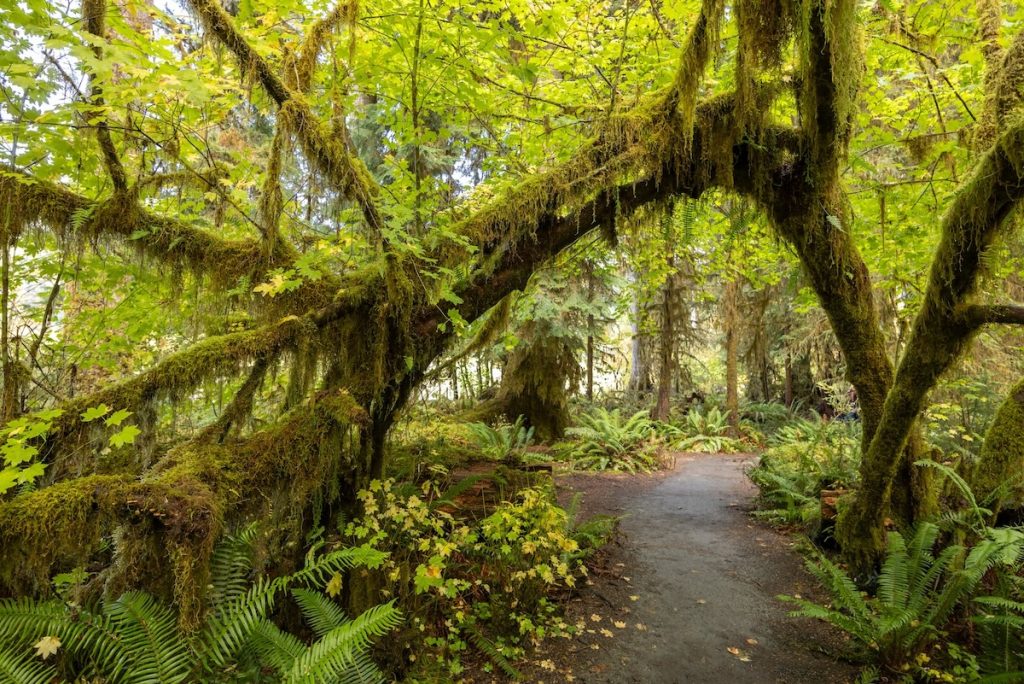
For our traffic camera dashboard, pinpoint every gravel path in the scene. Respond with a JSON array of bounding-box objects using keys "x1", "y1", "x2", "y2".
[{"x1": 509, "y1": 452, "x2": 858, "y2": 683}]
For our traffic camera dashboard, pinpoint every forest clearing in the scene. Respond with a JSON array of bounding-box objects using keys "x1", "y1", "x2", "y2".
[{"x1": 2, "y1": 0, "x2": 1024, "y2": 680}]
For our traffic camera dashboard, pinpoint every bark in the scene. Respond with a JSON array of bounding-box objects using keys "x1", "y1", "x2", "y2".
[
  {"x1": 724, "y1": 277, "x2": 740, "y2": 438},
  {"x1": 653, "y1": 256, "x2": 677, "y2": 421}
]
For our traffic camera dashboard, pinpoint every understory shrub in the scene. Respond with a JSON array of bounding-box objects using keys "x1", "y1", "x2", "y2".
[
  {"x1": 748, "y1": 417, "x2": 861, "y2": 525},
  {"x1": 343, "y1": 477, "x2": 613, "y2": 679}
]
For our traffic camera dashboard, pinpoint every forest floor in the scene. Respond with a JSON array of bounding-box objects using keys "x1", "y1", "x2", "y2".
[{"x1": 471, "y1": 452, "x2": 860, "y2": 683}]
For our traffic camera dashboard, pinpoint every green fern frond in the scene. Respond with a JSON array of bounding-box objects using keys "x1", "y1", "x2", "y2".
[
  {"x1": 283, "y1": 601, "x2": 400, "y2": 684},
  {"x1": 209, "y1": 524, "x2": 259, "y2": 609},
  {"x1": 249, "y1": 619, "x2": 305, "y2": 675},
  {"x1": 466, "y1": 623, "x2": 522, "y2": 680},
  {"x1": 292, "y1": 588, "x2": 350, "y2": 638},
  {"x1": 104, "y1": 591, "x2": 192, "y2": 684},
  {"x1": 0, "y1": 646, "x2": 55, "y2": 684}
]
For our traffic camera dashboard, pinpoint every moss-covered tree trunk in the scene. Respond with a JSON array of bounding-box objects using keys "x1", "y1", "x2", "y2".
[
  {"x1": 971, "y1": 378, "x2": 1024, "y2": 517},
  {"x1": 653, "y1": 256, "x2": 677, "y2": 422}
]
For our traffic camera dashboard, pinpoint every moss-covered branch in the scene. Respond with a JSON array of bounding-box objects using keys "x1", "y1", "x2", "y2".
[
  {"x1": 958, "y1": 303, "x2": 1024, "y2": 327},
  {"x1": 0, "y1": 165, "x2": 286, "y2": 282},
  {"x1": 1, "y1": 390, "x2": 366, "y2": 625},
  {"x1": 187, "y1": 0, "x2": 384, "y2": 236}
]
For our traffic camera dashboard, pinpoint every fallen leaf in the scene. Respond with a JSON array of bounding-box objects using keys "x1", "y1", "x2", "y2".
[
  {"x1": 590, "y1": 613, "x2": 602, "y2": 622},
  {"x1": 629, "y1": 595, "x2": 639, "y2": 602},
  {"x1": 746, "y1": 638, "x2": 759, "y2": 646},
  {"x1": 696, "y1": 599, "x2": 706, "y2": 605},
  {"x1": 727, "y1": 646, "x2": 752, "y2": 662},
  {"x1": 613, "y1": 620, "x2": 626, "y2": 629},
  {"x1": 35, "y1": 635, "x2": 61, "y2": 660}
]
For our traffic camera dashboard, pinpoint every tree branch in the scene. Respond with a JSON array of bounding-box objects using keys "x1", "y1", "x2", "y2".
[
  {"x1": 187, "y1": 0, "x2": 385, "y2": 236},
  {"x1": 959, "y1": 303, "x2": 1024, "y2": 328},
  {"x1": 82, "y1": 0, "x2": 129, "y2": 192}
]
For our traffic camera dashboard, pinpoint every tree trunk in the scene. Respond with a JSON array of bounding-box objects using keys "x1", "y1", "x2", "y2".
[
  {"x1": 652, "y1": 268, "x2": 675, "y2": 421},
  {"x1": 724, "y1": 277, "x2": 740, "y2": 438}
]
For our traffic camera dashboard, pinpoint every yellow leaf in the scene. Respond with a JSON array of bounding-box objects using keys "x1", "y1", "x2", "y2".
[
  {"x1": 326, "y1": 572, "x2": 343, "y2": 598},
  {"x1": 34, "y1": 635, "x2": 61, "y2": 660}
]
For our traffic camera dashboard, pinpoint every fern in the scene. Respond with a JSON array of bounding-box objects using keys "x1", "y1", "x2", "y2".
[
  {"x1": 465, "y1": 622, "x2": 522, "y2": 680},
  {"x1": 786, "y1": 522, "x2": 1021, "y2": 670},
  {"x1": 466, "y1": 416, "x2": 534, "y2": 461},
  {"x1": 0, "y1": 646, "x2": 55, "y2": 684},
  {"x1": 105, "y1": 592, "x2": 192, "y2": 684},
  {"x1": 282, "y1": 601, "x2": 401, "y2": 683},
  {"x1": 560, "y1": 408, "x2": 660, "y2": 472},
  {"x1": 292, "y1": 588, "x2": 350, "y2": 638},
  {"x1": 0, "y1": 531, "x2": 398, "y2": 683}
]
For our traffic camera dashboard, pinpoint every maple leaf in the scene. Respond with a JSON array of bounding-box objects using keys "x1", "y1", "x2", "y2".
[
  {"x1": 34, "y1": 635, "x2": 61, "y2": 659},
  {"x1": 109, "y1": 424, "x2": 141, "y2": 448},
  {"x1": 326, "y1": 572, "x2": 343, "y2": 598}
]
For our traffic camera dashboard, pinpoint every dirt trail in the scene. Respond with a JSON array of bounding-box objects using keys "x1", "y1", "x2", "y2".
[{"x1": 515, "y1": 452, "x2": 857, "y2": 683}]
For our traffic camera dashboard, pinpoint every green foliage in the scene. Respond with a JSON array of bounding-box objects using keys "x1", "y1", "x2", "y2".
[
  {"x1": 556, "y1": 407, "x2": 663, "y2": 472},
  {"x1": 784, "y1": 522, "x2": 1024, "y2": 673},
  {"x1": 748, "y1": 418, "x2": 860, "y2": 524},
  {"x1": 465, "y1": 416, "x2": 534, "y2": 461},
  {"x1": 344, "y1": 478, "x2": 609, "y2": 678},
  {"x1": 0, "y1": 528, "x2": 398, "y2": 683},
  {"x1": 0, "y1": 409, "x2": 62, "y2": 496}
]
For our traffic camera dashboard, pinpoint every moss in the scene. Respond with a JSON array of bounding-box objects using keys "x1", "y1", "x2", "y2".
[
  {"x1": 1, "y1": 390, "x2": 367, "y2": 627},
  {"x1": 0, "y1": 474, "x2": 132, "y2": 594},
  {"x1": 491, "y1": 324, "x2": 581, "y2": 441},
  {"x1": 48, "y1": 315, "x2": 315, "y2": 474},
  {"x1": 971, "y1": 379, "x2": 1024, "y2": 515}
]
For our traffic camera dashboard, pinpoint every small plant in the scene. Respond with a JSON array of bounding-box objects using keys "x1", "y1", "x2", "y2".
[
  {"x1": 343, "y1": 478, "x2": 609, "y2": 679},
  {"x1": 782, "y1": 522, "x2": 1019, "y2": 672},
  {"x1": 0, "y1": 528, "x2": 399, "y2": 683},
  {"x1": 558, "y1": 408, "x2": 661, "y2": 472},
  {"x1": 748, "y1": 417, "x2": 860, "y2": 524},
  {"x1": 466, "y1": 415, "x2": 534, "y2": 461}
]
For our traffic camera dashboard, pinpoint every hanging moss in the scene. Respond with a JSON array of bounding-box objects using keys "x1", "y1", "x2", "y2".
[
  {"x1": 0, "y1": 474, "x2": 132, "y2": 594},
  {"x1": 491, "y1": 324, "x2": 581, "y2": 441}
]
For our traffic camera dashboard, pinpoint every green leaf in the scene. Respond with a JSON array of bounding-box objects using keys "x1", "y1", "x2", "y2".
[
  {"x1": 81, "y1": 404, "x2": 111, "y2": 422},
  {"x1": 2, "y1": 440, "x2": 38, "y2": 466},
  {"x1": 109, "y1": 424, "x2": 141, "y2": 448},
  {"x1": 17, "y1": 461, "x2": 45, "y2": 483},
  {"x1": 105, "y1": 409, "x2": 133, "y2": 427},
  {"x1": 0, "y1": 468, "x2": 19, "y2": 495}
]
